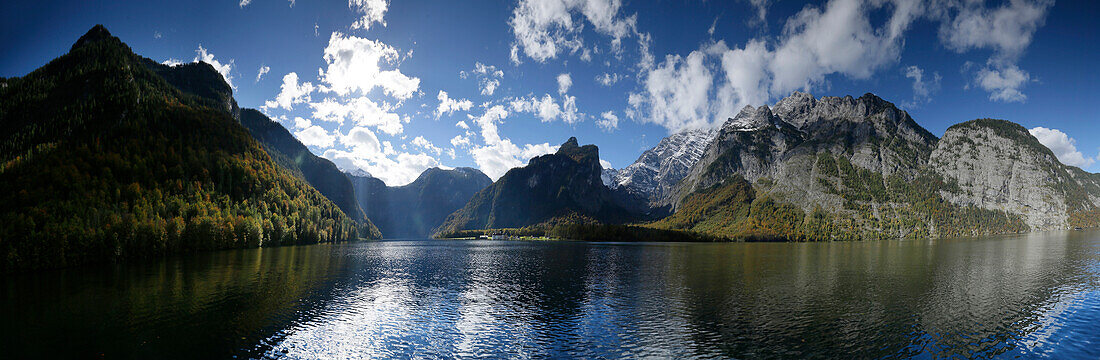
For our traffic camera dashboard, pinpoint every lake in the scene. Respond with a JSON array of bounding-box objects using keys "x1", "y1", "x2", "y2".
[{"x1": 2, "y1": 231, "x2": 1098, "y2": 359}]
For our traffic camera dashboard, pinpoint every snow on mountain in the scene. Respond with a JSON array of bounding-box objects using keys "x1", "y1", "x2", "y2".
[{"x1": 609, "y1": 128, "x2": 717, "y2": 205}]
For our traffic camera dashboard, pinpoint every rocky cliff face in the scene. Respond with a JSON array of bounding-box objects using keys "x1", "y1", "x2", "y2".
[
  {"x1": 436, "y1": 137, "x2": 638, "y2": 235},
  {"x1": 931, "y1": 119, "x2": 1100, "y2": 230},
  {"x1": 669, "y1": 92, "x2": 937, "y2": 212},
  {"x1": 655, "y1": 91, "x2": 1100, "y2": 239},
  {"x1": 607, "y1": 129, "x2": 716, "y2": 207},
  {"x1": 350, "y1": 167, "x2": 491, "y2": 238}
]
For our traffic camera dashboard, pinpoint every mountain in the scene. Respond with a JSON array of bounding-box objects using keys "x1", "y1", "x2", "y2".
[
  {"x1": 348, "y1": 167, "x2": 492, "y2": 238},
  {"x1": 0, "y1": 25, "x2": 377, "y2": 271},
  {"x1": 436, "y1": 137, "x2": 639, "y2": 236},
  {"x1": 930, "y1": 119, "x2": 1100, "y2": 230},
  {"x1": 605, "y1": 128, "x2": 716, "y2": 209},
  {"x1": 650, "y1": 91, "x2": 1099, "y2": 240},
  {"x1": 239, "y1": 109, "x2": 367, "y2": 223}
]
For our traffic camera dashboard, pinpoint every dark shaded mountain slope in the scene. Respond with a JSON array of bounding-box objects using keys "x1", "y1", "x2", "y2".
[
  {"x1": 0, "y1": 25, "x2": 378, "y2": 271},
  {"x1": 350, "y1": 167, "x2": 491, "y2": 238}
]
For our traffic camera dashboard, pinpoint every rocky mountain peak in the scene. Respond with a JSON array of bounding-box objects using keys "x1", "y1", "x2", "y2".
[
  {"x1": 556, "y1": 136, "x2": 599, "y2": 164},
  {"x1": 723, "y1": 104, "x2": 783, "y2": 132},
  {"x1": 71, "y1": 25, "x2": 119, "y2": 51}
]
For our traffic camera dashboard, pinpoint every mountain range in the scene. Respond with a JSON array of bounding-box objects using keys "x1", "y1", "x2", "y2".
[
  {"x1": 2, "y1": 25, "x2": 1097, "y2": 270},
  {"x1": 349, "y1": 167, "x2": 491, "y2": 238}
]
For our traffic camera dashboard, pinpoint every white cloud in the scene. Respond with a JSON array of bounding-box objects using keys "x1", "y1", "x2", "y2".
[
  {"x1": 467, "y1": 105, "x2": 557, "y2": 180},
  {"x1": 162, "y1": 58, "x2": 184, "y2": 67},
  {"x1": 193, "y1": 45, "x2": 235, "y2": 90},
  {"x1": 511, "y1": 94, "x2": 579, "y2": 124},
  {"x1": 595, "y1": 72, "x2": 620, "y2": 86},
  {"x1": 631, "y1": 0, "x2": 920, "y2": 132},
  {"x1": 509, "y1": 0, "x2": 639, "y2": 63},
  {"x1": 293, "y1": 117, "x2": 312, "y2": 130},
  {"x1": 349, "y1": 0, "x2": 389, "y2": 30},
  {"x1": 239, "y1": 0, "x2": 251, "y2": 8},
  {"x1": 1029, "y1": 127, "x2": 1096, "y2": 168},
  {"x1": 256, "y1": 65, "x2": 270, "y2": 82},
  {"x1": 318, "y1": 32, "x2": 419, "y2": 99},
  {"x1": 597, "y1": 111, "x2": 618, "y2": 131},
  {"x1": 412, "y1": 136, "x2": 442, "y2": 155},
  {"x1": 975, "y1": 63, "x2": 1029, "y2": 103},
  {"x1": 935, "y1": 0, "x2": 1052, "y2": 102},
  {"x1": 322, "y1": 126, "x2": 443, "y2": 186},
  {"x1": 480, "y1": 79, "x2": 500, "y2": 96},
  {"x1": 309, "y1": 97, "x2": 404, "y2": 135},
  {"x1": 295, "y1": 125, "x2": 335, "y2": 148},
  {"x1": 464, "y1": 62, "x2": 504, "y2": 96},
  {"x1": 746, "y1": 0, "x2": 771, "y2": 25},
  {"x1": 264, "y1": 72, "x2": 315, "y2": 110},
  {"x1": 599, "y1": 159, "x2": 613, "y2": 170},
  {"x1": 557, "y1": 73, "x2": 572, "y2": 94},
  {"x1": 455, "y1": 120, "x2": 469, "y2": 129},
  {"x1": 903, "y1": 65, "x2": 941, "y2": 107},
  {"x1": 450, "y1": 134, "x2": 471, "y2": 147},
  {"x1": 435, "y1": 90, "x2": 473, "y2": 118}
]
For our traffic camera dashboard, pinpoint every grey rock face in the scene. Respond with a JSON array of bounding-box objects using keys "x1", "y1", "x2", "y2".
[
  {"x1": 669, "y1": 92, "x2": 936, "y2": 212},
  {"x1": 930, "y1": 119, "x2": 1098, "y2": 231},
  {"x1": 608, "y1": 128, "x2": 716, "y2": 206}
]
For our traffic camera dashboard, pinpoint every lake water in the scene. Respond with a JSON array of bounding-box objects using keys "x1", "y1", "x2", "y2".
[{"x1": 2, "y1": 231, "x2": 1098, "y2": 359}]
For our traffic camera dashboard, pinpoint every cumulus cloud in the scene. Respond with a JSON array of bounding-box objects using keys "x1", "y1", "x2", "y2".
[
  {"x1": 467, "y1": 105, "x2": 557, "y2": 180},
  {"x1": 323, "y1": 126, "x2": 442, "y2": 186},
  {"x1": 1029, "y1": 127, "x2": 1096, "y2": 169},
  {"x1": 435, "y1": 90, "x2": 473, "y2": 118},
  {"x1": 902, "y1": 65, "x2": 941, "y2": 107},
  {"x1": 412, "y1": 136, "x2": 442, "y2": 155},
  {"x1": 455, "y1": 120, "x2": 470, "y2": 129},
  {"x1": 293, "y1": 117, "x2": 312, "y2": 130},
  {"x1": 597, "y1": 111, "x2": 618, "y2": 131},
  {"x1": 509, "y1": 93, "x2": 582, "y2": 124},
  {"x1": 310, "y1": 97, "x2": 404, "y2": 135},
  {"x1": 256, "y1": 65, "x2": 270, "y2": 82},
  {"x1": 631, "y1": 0, "x2": 922, "y2": 132},
  {"x1": 318, "y1": 32, "x2": 420, "y2": 99},
  {"x1": 193, "y1": 45, "x2": 235, "y2": 90},
  {"x1": 935, "y1": 0, "x2": 1052, "y2": 102},
  {"x1": 349, "y1": 0, "x2": 389, "y2": 30},
  {"x1": 975, "y1": 63, "x2": 1030, "y2": 103},
  {"x1": 295, "y1": 125, "x2": 335, "y2": 148},
  {"x1": 264, "y1": 72, "x2": 315, "y2": 110},
  {"x1": 239, "y1": 0, "x2": 251, "y2": 8},
  {"x1": 509, "y1": 0, "x2": 640, "y2": 63},
  {"x1": 557, "y1": 73, "x2": 572, "y2": 94}
]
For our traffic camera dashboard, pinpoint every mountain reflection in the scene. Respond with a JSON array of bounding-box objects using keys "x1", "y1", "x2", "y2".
[{"x1": 3, "y1": 232, "x2": 1097, "y2": 359}]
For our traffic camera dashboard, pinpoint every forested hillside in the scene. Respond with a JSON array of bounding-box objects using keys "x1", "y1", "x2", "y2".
[{"x1": 0, "y1": 25, "x2": 378, "y2": 271}]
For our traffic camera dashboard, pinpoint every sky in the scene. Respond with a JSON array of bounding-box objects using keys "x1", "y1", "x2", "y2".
[{"x1": 2, "y1": 0, "x2": 1098, "y2": 185}]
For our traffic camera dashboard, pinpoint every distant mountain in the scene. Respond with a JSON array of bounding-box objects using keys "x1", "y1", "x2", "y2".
[
  {"x1": 239, "y1": 109, "x2": 367, "y2": 223},
  {"x1": 605, "y1": 128, "x2": 716, "y2": 209},
  {"x1": 349, "y1": 167, "x2": 491, "y2": 238},
  {"x1": 649, "y1": 92, "x2": 1099, "y2": 240},
  {"x1": 436, "y1": 137, "x2": 639, "y2": 236},
  {"x1": 0, "y1": 25, "x2": 377, "y2": 271}
]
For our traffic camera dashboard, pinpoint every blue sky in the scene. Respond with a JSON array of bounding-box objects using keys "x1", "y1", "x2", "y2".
[{"x1": 2, "y1": 0, "x2": 1098, "y2": 184}]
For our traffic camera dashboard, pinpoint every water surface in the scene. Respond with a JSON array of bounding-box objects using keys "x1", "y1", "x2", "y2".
[{"x1": 2, "y1": 231, "x2": 1098, "y2": 359}]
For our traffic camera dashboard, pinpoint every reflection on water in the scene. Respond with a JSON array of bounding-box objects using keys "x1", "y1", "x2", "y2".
[{"x1": 2, "y1": 232, "x2": 1098, "y2": 359}]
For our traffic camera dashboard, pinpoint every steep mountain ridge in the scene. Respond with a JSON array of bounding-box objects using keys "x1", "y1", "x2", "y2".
[
  {"x1": 436, "y1": 137, "x2": 638, "y2": 236},
  {"x1": 606, "y1": 128, "x2": 716, "y2": 208},
  {"x1": 350, "y1": 167, "x2": 492, "y2": 238},
  {"x1": 239, "y1": 109, "x2": 367, "y2": 223},
  {"x1": 0, "y1": 25, "x2": 376, "y2": 270},
  {"x1": 651, "y1": 91, "x2": 1098, "y2": 240}
]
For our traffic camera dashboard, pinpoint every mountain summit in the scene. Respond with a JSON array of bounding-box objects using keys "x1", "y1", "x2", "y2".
[{"x1": 436, "y1": 137, "x2": 639, "y2": 236}]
